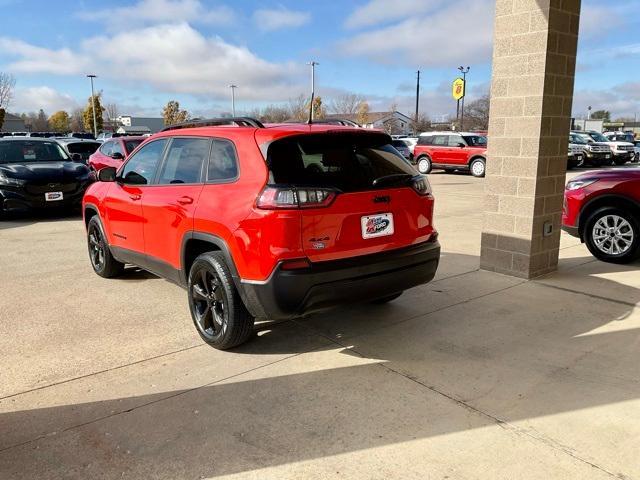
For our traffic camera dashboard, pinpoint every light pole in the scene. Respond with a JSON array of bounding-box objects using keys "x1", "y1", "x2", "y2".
[
  {"x1": 587, "y1": 105, "x2": 592, "y2": 120},
  {"x1": 458, "y1": 66, "x2": 470, "y2": 131},
  {"x1": 415, "y1": 69, "x2": 421, "y2": 134},
  {"x1": 86, "y1": 74, "x2": 98, "y2": 137},
  {"x1": 229, "y1": 84, "x2": 237, "y2": 117},
  {"x1": 307, "y1": 61, "x2": 319, "y2": 122}
]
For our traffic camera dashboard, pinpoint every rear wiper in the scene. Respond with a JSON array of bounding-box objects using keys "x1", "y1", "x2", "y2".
[{"x1": 372, "y1": 173, "x2": 414, "y2": 187}]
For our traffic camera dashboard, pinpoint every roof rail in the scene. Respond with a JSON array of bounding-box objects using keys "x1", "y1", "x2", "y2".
[
  {"x1": 161, "y1": 117, "x2": 265, "y2": 132},
  {"x1": 285, "y1": 118, "x2": 361, "y2": 128}
]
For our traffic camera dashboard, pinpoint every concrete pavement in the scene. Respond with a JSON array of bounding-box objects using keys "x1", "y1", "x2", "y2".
[{"x1": 1, "y1": 169, "x2": 639, "y2": 479}]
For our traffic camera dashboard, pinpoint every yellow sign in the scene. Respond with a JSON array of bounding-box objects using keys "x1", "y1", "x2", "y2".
[{"x1": 452, "y1": 78, "x2": 465, "y2": 100}]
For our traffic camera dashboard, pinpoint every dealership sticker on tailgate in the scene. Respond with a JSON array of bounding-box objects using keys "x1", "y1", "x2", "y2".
[
  {"x1": 45, "y1": 191, "x2": 63, "y2": 202},
  {"x1": 361, "y1": 213, "x2": 394, "y2": 239}
]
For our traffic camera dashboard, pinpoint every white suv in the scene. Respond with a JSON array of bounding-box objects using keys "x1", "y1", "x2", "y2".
[{"x1": 588, "y1": 131, "x2": 634, "y2": 165}]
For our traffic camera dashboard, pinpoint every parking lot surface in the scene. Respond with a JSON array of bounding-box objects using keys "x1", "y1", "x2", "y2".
[{"x1": 1, "y1": 168, "x2": 639, "y2": 479}]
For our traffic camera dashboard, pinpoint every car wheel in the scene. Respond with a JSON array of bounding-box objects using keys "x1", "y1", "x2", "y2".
[
  {"x1": 371, "y1": 292, "x2": 403, "y2": 304},
  {"x1": 416, "y1": 156, "x2": 432, "y2": 174},
  {"x1": 188, "y1": 252, "x2": 255, "y2": 350},
  {"x1": 87, "y1": 216, "x2": 125, "y2": 278},
  {"x1": 584, "y1": 207, "x2": 640, "y2": 264},
  {"x1": 470, "y1": 158, "x2": 486, "y2": 178}
]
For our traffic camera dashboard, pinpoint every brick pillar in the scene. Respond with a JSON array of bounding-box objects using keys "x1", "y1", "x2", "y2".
[{"x1": 481, "y1": 0, "x2": 581, "y2": 278}]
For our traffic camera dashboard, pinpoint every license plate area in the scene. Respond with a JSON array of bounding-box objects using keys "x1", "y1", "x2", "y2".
[
  {"x1": 45, "y1": 191, "x2": 64, "y2": 202},
  {"x1": 361, "y1": 213, "x2": 394, "y2": 239}
]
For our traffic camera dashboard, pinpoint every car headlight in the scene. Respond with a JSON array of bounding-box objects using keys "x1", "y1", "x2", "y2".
[
  {"x1": 566, "y1": 179, "x2": 598, "y2": 191},
  {"x1": 0, "y1": 171, "x2": 26, "y2": 187}
]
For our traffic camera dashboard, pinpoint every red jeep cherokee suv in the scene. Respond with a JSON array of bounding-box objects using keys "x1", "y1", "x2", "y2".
[
  {"x1": 563, "y1": 168, "x2": 640, "y2": 263},
  {"x1": 413, "y1": 132, "x2": 487, "y2": 177},
  {"x1": 83, "y1": 118, "x2": 441, "y2": 349}
]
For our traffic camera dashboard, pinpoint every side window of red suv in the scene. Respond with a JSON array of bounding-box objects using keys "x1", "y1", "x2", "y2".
[
  {"x1": 120, "y1": 139, "x2": 168, "y2": 185},
  {"x1": 157, "y1": 137, "x2": 209, "y2": 185},
  {"x1": 207, "y1": 139, "x2": 239, "y2": 182}
]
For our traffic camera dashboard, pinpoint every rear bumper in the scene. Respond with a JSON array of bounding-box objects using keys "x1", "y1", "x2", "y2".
[{"x1": 240, "y1": 240, "x2": 441, "y2": 319}]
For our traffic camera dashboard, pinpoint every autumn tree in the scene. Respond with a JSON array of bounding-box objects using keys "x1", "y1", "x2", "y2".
[
  {"x1": 83, "y1": 93, "x2": 105, "y2": 133},
  {"x1": 330, "y1": 93, "x2": 364, "y2": 115},
  {"x1": 308, "y1": 96, "x2": 326, "y2": 120},
  {"x1": 255, "y1": 104, "x2": 290, "y2": 123},
  {"x1": 49, "y1": 111, "x2": 71, "y2": 133},
  {"x1": 356, "y1": 101, "x2": 370, "y2": 126},
  {"x1": 162, "y1": 100, "x2": 189, "y2": 126}
]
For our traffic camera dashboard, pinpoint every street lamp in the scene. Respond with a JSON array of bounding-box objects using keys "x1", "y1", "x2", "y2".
[
  {"x1": 86, "y1": 74, "x2": 98, "y2": 138},
  {"x1": 458, "y1": 66, "x2": 470, "y2": 131},
  {"x1": 307, "y1": 61, "x2": 319, "y2": 122},
  {"x1": 229, "y1": 84, "x2": 238, "y2": 117}
]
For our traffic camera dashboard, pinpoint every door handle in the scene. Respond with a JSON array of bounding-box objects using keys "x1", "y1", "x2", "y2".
[
  {"x1": 177, "y1": 196, "x2": 194, "y2": 205},
  {"x1": 129, "y1": 194, "x2": 141, "y2": 201}
]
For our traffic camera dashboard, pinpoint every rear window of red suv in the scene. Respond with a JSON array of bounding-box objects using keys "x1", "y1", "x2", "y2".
[{"x1": 267, "y1": 132, "x2": 416, "y2": 193}]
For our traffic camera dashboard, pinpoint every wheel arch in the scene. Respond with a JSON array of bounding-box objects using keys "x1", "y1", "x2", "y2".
[
  {"x1": 181, "y1": 232, "x2": 241, "y2": 288},
  {"x1": 578, "y1": 194, "x2": 640, "y2": 239},
  {"x1": 83, "y1": 203, "x2": 100, "y2": 230},
  {"x1": 468, "y1": 155, "x2": 486, "y2": 167}
]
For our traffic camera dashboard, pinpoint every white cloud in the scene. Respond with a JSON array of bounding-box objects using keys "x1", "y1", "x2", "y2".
[
  {"x1": 0, "y1": 24, "x2": 305, "y2": 102},
  {"x1": 579, "y1": 4, "x2": 626, "y2": 39},
  {"x1": 11, "y1": 87, "x2": 79, "y2": 114},
  {"x1": 79, "y1": 0, "x2": 235, "y2": 29},
  {"x1": 253, "y1": 6, "x2": 310, "y2": 32},
  {"x1": 340, "y1": 0, "x2": 494, "y2": 67},
  {"x1": 345, "y1": 0, "x2": 443, "y2": 29},
  {"x1": 572, "y1": 83, "x2": 640, "y2": 120}
]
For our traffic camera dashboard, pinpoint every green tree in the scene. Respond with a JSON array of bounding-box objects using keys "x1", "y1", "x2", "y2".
[
  {"x1": 49, "y1": 111, "x2": 71, "y2": 133},
  {"x1": 162, "y1": 100, "x2": 189, "y2": 126},
  {"x1": 83, "y1": 94, "x2": 105, "y2": 133},
  {"x1": 590, "y1": 110, "x2": 610, "y2": 121}
]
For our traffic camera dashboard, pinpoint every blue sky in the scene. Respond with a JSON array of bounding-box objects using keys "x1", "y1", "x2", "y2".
[{"x1": 1, "y1": 0, "x2": 639, "y2": 120}]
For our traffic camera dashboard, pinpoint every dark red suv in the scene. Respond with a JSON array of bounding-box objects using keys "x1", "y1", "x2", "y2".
[
  {"x1": 83, "y1": 118, "x2": 441, "y2": 349},
  {"x1": 413, "y1": 132, "x2": 487, "y2": 177},
  {"x1": 563, "y1": 168, "x2": 640, "y2": 263}
]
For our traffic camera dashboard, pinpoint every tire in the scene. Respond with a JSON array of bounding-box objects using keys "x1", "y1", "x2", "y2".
[
  {"x1": 87, "y1": 216, "x2": 125, "y2": 278},
  {"x1": 470, "y1": 158, "x2": 486, "y2": 178},
  {"x1": 416, "y1": 156, "x2": 432, "y2": 174},
  {"x1": 188, "y1": 252, "x2": 255, "y2": 349},
  {"x1": 583, "y1": 207, "x2": 640, "y2": 264},
  {"x1": 371, "y1": 292, "x2": 403, "y2": 304}
]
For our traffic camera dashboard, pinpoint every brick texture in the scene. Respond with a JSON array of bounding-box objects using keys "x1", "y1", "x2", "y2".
[{"x1": 481, "y1": 0, "x2": 581, "y2": 279}]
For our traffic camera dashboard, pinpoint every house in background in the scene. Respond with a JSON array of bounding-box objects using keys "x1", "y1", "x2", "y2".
[
  {"x1": 116, "y1": 115, "x2": 164, "y2": 133},
  {"x1": 0, "y1": 112, "x2": 27, "y2": 133},
  {"x1": 324, "y1": 111, "x2": 414, "y2": 135}
]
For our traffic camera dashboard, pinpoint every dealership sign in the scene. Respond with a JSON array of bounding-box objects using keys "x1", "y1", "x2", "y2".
[{"x1": 452, "y1": 78, "x2": 465, "y2": 100}]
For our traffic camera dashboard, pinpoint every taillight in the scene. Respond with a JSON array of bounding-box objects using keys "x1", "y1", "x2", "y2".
[
  {"x1": 412, "y1": 176, "x2": 432, "y2": 196},
  {"x1": 256, "y1": 187, "x2": 337, "y2": 210}
]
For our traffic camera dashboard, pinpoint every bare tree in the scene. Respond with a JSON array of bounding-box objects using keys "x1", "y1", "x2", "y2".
[
  {"x1": 330, "y1": 93, "x2": 364, "y2": 115},
  {"x1": 104, "y1": 102, "x2": 120, "y2": 131},
  {"x1": 0, "y1": 72, "x2": 16, "y2": 109},
  {"x1": 70, "y1": 108, "x2": 84, "y2": 132},
  {"x1": 464, "y1": 94, "x2": 490, "y2": 131},
  {"x1": 287, "y1": 94, "x2": 307, "y2": 121}
]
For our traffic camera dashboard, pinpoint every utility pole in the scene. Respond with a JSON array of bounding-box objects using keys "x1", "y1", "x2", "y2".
[
  {"x1": 229, "y1": 84, "x2": 237, "y2": 116},
  {"x1": 415, "y1": 69, "x2": 420, "y2": 134},
  {"x1": 307, "y1": 61, "x2": 319, "y2": 122},
  {"x1": 458, "y1": 66, "x2": 470, "y2": 131},
  {"x1": 86, "y1": 74, "x2": 98, "y2": 137}
]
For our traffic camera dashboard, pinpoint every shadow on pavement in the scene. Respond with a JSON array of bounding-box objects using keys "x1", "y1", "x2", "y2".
[
  {"x1": 0, "y1": 210, "x2": 82, "y2": 230},
  {"x1": 1, "y1": 253, "x2": 639, "y2": 478}
]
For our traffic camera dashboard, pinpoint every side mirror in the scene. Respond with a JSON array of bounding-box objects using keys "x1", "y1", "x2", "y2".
[
  {"x1": 111, "y1": 152, "x2": 124, "y2": 160},
  {"x1": 71, "y1": 153, "x2": 83, "y2": 162},
  {"x1": 98, "y1": 166, "x2": 117, "y2": 182}
]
